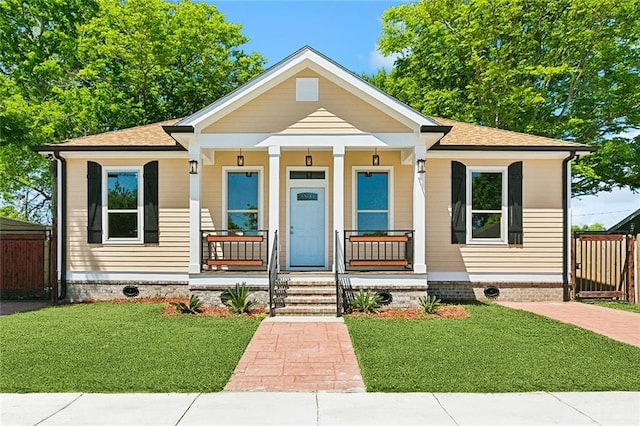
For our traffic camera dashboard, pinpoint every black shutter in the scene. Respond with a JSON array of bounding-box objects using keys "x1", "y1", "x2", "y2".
[
  {"x1": 451, "y1": 161, "x2": 467, "y2": 244},
  {"x1": 144, "y1": 161, "x2": 159, "y2": 243},
  {"x1": 87, "y1": 161, "x2": 102, "y2": 243},
  {"x1": 508, "y1": 161, "x2": 523, "y2": 244}
]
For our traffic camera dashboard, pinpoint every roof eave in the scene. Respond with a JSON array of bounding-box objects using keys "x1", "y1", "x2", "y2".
[
  {"x1": 428, "y1": 144, "x2": 597, "y2": 152},
  {"x1": 31, "y1": 145, "x2": 186, "y2": 153}
]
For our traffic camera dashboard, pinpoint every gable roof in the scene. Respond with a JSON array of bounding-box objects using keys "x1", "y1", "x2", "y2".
[
  {"x1": 430, "y1": 117, "x2": 594, "y2": 151},
  {"x1": 173, "y1": 46, "x2": 444, "y2": 134},
  {"x1": 608, "y1": 208, "x2": 640, "y2": 234}
]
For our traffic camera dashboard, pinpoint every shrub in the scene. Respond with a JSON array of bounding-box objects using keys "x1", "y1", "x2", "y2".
[
  {"x1": 222, "y1": 282, "x2": 258, "y2": 314},
  {"x1": 349, "y1": 289, "x2": 382, "y2": 313},
  {"x1": 170, "y1": 295, "x2": 203, "y2": 314},
  {"x1": 418, "y1": 294, "x2": 441, "y2": 314}
]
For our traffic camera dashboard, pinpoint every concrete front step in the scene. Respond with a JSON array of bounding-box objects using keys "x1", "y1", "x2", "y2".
[
  {"x1": 275, "y1": 304, "x2": 337, "y2": 316},
  {"x1": 285, "y1": 295, "x2": 336, "y2": 305},
  {"x1": 286, "y1": 286, "x2": 336, "y2": 296}
]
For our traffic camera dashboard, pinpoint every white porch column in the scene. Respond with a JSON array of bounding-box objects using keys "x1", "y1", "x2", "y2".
[
  {"x1": 268, "y1": 146, "x2": 280, "y2": 263},
  {"x1": 333, "y1": 145, "x2": 345, "y2": 272},
  {"x1": 413, "y1": 145, "x2": 427, "y2": 273},
  {"x1": 189, "y1": 143, "x2": 202, "y2": 274}
]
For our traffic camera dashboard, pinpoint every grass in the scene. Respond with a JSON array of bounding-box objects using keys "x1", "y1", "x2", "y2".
[
  {"x1": 345, "y1": 303, "x2": 640, "y2": 392},
  {"x1": 580, "y1": 299, "x2": 640, "y2": 314},
  {"x1": 0, "y1": 302, "x2": 260, "y2": 393}
]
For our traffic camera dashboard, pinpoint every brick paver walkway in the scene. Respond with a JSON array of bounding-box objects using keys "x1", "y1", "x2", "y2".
[
  {"x1": 225, "y1": 317, "x2": 365, "y2": 392},
  {"x1": 499, "y1": 302, "x2": 640, "y2": 347}
]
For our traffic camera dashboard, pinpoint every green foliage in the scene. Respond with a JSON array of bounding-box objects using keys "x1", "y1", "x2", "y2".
[
  {"x1": 373, "y1": 0, "x2": 640, "y2": 196},
  {"x1": 572, "y1": 223, "x2": 607, "y2": 232},
  {"x1": 418, "y1": 294, "x2": 441, "y2": 314},
  {"x1": 169, "y1": 294, "x2": 203, "y2": 314},
  {"x1": 0, "y1": 302, "x2": 260, "y2": 392},
  {"x1": 221, "y1": 282, "x2": 258, "y2": 314},
  {"x1": 349, "y1": 289, "x2": 382, "y2": 313},
  {"x1": 581, "y1": 300, "x2": 640, "y2": 314},
  {"x1": 0, "y1": 0, "x2": 265, "y2": 222},
  {"x1": 345, "y1": 303, "x2": 640, "y2": 392}
]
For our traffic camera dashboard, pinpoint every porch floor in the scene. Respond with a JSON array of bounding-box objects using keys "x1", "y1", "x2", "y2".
[{"x1": 224, "y1": 317, "x2": 365, "y2": 392}]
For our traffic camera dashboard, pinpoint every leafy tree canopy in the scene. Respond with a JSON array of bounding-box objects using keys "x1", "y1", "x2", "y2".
[
  {"x1": 571, "y1": 223, "x2": 607, "y2": 232},
  {"x1": 0, "y1": 0, "x2": 265, "y2": 223},
  {"x1": 374, "y1": 0, "x2": 640, "y2": 196}
]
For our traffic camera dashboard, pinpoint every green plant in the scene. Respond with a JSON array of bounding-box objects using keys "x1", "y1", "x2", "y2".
[
  {"x1": 418, "y1": 294, "x2": 441, "y2": 314},
  {"x1": 349, "y1": 289, "x2": 382, "y2": 313},
  {"x1": 170, "y1": 295, "x2": 203, "y2": 314},
  {"x1": 222, "y1": 282, "x2": 258, "y2": 314}
]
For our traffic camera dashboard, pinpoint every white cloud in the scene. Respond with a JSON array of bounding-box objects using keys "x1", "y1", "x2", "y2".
[{"x1": 368, "y1": 48, "x2": 399, "y2": 72}]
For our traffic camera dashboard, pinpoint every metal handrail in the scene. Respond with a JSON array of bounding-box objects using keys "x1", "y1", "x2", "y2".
[
  {"x1": 268, "y1": 230, "x2": 278, "y2": 317},
  {"x1": 335, "y1": 230, "x2": 353, "y2": 316}
]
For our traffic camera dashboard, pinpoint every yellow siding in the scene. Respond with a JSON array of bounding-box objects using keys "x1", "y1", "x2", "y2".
[
  {"x1": 425, "y1": 158, "x2": 563, "y2": 274},
  {"x1": 66, "y1": 158, "x2": 189, "y2": 272},
  {"x1": 203, "y1": 70, "x2": 411, "y2": 134}
]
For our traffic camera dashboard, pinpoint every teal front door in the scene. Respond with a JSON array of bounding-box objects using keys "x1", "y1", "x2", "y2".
[{"x1": 289, "y1": 188, "x2": 325, "y2": 267}]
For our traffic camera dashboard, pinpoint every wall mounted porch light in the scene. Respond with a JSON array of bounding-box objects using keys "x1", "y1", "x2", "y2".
[
  {"x1": 372, "y1": 148, "x2": 380, "y2": 166},
  {"x1": 189, "y1": 159, "x2": 198, "y2": 174},
  {"x1": 237, "y1": 149, "x2": 245, "y2": 167},
  {"x1": 305, "y1": 148, "x2": 313, "y2": 166},
  {"x1": 417, "y1": 158, "x2": 426, "y2": 174}
]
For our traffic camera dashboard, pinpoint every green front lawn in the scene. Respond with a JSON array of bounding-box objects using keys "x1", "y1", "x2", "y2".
[
  {"x1": 345, "y1": 303, "x2": 640, "y2": 392},
  {"x1": 0, "y1": 302, "x2": 260, "y2": 393},
  {"x1": 580, "y1": 300, "x2": 640, "y2": 314}
]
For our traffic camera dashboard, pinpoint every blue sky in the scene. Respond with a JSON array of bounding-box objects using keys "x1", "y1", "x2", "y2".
[{"x1": 212, "y1": 0, "x2": 639, "y2": 228}]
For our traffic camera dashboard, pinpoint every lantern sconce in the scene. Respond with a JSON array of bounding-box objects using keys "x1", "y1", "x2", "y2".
[
  {"x1": 237, "y1": 149, "x2": 245, "y2": 167},
  {"x1": 305, "y1": 148, "x2": 313, "y2": 167},
  {"x1": 189, "y1": 159, "x2": 198, "y2": 174},
  {"x1": 417, "y1": 158, "x2": 426, "y2": 174},
  {"x1": 372, "y1": 148, "x2": 380, "y2": 166}
]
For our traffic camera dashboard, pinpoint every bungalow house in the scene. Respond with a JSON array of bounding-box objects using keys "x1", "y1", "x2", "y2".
[{"x1": 34, "y1": 47, "x2": 594, "y2": 314}]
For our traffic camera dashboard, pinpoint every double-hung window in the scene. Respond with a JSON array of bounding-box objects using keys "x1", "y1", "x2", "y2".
[
  {"x1": 355, "y1": 170, "x2": 391, "y2": 234},
  {"x1": 104, "y1": 167, "x2": 143, "y2": 242},
  {"x1": 225, "y1": 170, "x2": 261, "y2": 231},
  {"x1": 467, "y1": 167, "x2": 507, "y2": 243}
]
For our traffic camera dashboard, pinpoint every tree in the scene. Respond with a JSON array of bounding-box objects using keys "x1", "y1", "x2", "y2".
[
  {"x1": 374, "y1": 0, "x2": 640, "y2": 196},
  {"x1": 0, "y1": 0, "x2": 265, "y2": 222},
  {"x1": 571, "y1": 223, "x2": 607, "y2": 232}
]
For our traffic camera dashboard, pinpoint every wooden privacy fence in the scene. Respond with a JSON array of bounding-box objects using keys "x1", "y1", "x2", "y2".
[
  {"x1": 571, "y1": 233, "x2": 636, "y2": 303},
  {"x1": 0, "y1": 232, "x2": 52, "y2": 298}
]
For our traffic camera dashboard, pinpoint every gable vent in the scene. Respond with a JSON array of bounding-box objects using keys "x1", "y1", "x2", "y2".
[{"x1": 296, "y1": 78, "x2": 318, "y2": 101}]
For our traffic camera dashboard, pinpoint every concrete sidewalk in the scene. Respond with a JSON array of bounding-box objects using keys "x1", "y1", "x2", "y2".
[{"x1": 2, "y1": 392, "x2": 639, "y2": 425}]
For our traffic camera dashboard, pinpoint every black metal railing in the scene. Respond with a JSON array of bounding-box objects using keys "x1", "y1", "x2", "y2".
[
  {"x1": 268, "y1": 230, "x2": 280, "y2": 316},
  {"x1": 201, "y1": 229, "x2": 268, "y2": 271},
  {"x1": 344, "y1": 230, "x2": 414, "y2": 271},
  {"x1": 335, "y1": 230, "x2": 354, "y2": 316}
]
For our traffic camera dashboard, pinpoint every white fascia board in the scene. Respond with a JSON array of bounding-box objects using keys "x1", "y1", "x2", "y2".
[
  {"x1": 426, "y1": 150, "x2": 571, "y2": 160},
  {"x1": 257, "y1": 134, "x2": 387, "y2": 148},
  {"x1": 62, "y1": 151, "x2": 188, "y2": 159},
  {"x1": 66, "y1": 271, "x2": 189, "y2": 282},
  {"x1": 198, "y1": 133, "x2": 423, "y2": 149},
  {"x1": 179, "y1": 48, "x2": 439, "y2": 133},
  {"x1": 427, "y1": 272, "x2": 563, "y2": 283},
  {"x1": 198, "y1": 133, "x2": 272, "y2": 148}
]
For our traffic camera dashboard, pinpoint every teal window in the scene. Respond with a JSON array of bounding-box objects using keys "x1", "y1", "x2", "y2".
[
  {"x1": 227, "y1": 171, "x2": 259, "y2": 230},
  {"x1": 356, "y1": 171, "x2": 389, "y2": 233}
]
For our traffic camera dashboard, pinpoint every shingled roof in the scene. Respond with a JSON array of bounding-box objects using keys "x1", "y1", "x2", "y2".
[
  {"x1": 33, "y1": 116, "x2": 592, "y2": 152},
  {"x1": 431, "y1": 117, "x2": 593, "y2": 150},
  {"x1": 33, "y1": 119, "x2": 184, "y2": 151}
]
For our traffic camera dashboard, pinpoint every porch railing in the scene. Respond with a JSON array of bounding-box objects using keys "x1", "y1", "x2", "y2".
[
  {"x1": 335, "y1": 230, "x2": 354, "y2": 316},
  {"x1": 344, "y1": 230, "x2": 414, "y2": 271},
  {"x1": 268, "y1": 230, "x2": 288, "y2": 316},
  {"x1": 201, "y1": 229, "x2": 268, "y2": 271}
]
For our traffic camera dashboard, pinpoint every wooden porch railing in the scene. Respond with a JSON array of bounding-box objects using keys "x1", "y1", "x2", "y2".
[
  {"x1": 344, "y1": 230, "x2": 414, "y2": 271},
  {"x1": 201, "y1": 229, "x2": 268, "y2": 271}
]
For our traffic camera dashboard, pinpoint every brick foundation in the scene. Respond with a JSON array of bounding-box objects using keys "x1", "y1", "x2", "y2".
[
  {"x1": 66, "y1": 281, "x2": 188, "y2": 302},
  {"x1": 190, "y1": 283, "x2": 268, "y2": 307},
  {"x1": 427, "y1": 281, "x2": 564, "y2": 302}
]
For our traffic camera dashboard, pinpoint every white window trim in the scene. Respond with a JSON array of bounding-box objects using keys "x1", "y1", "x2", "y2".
[
  {"x1": 221, "y1": 166, "x2": 264, "y2": 231},
  {"x1": 102, "y1": 166, "x2": 144, "y2": 244},
  {"x1": 466, "y1": 166, "x2": 508, "y2": 245},
  {"x1": 352, "y1": 166, "x2": 394, "y2": 232}
]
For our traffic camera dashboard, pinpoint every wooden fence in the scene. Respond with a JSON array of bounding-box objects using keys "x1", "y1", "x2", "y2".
[{"x1": 571, "y1": 233, "x2": 636, "y2": 303}]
